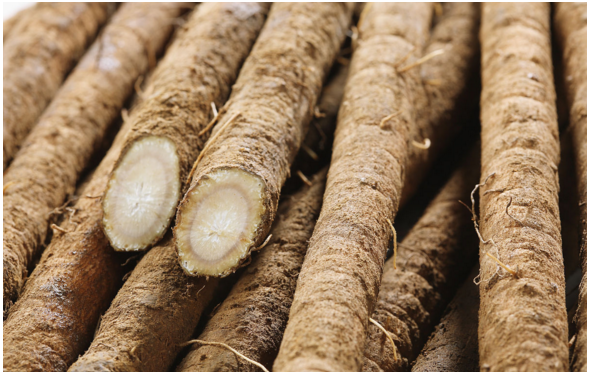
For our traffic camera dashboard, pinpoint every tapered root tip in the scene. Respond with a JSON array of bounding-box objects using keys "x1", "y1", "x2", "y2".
[
  {"x1": 175, "y1": 168, "x2": 266, "y2": 277},
  {"x1": 102, "y1": 136, "x2": 180, "y2": 251}
]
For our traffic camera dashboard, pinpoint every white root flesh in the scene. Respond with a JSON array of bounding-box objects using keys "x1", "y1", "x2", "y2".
[
  {"x1": 175, "y1": 168, "x2": 266, "y2": 276},
  {"x1": 102, "y1": 136, "x2": 180, "y2": 251}
]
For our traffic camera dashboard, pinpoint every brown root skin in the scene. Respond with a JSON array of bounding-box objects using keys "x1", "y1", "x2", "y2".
[
  {"x1": 273, "y1": 4, "x2": 433, "y2": 372},
  {"x1": 554, "y1": 4, "x2": 587, "y2": 371},
  {"x1": 175, "y1": 169, "x2": 327, "y2": 372},
  {"x1": 362, "y1": 148, "x2": 479, "y2": 372},
  {"x1": 3, "y1": 3, "x2": 113, "y2": 170},
  {"x1": 3, "y1": 2, "x2": 189, "y2": 314},
  {"x1": 2, "y1": 113, "x2": 133, "y2": 372},
  {"x1": 175, "y1": 3, "x2": 354, "y2": 277},
  {"x1": 411, "y1": 267, "x2": 480, "y2": 372},
  {"x1": 102, "y1": 2, "x2": 270, "y2": 252},
  {"x1": 401, "y1": 2, "x2": 481, "y2": 206},
  {"x1": 69, "y1": 234, "x2": 219, "y2": 372},
  {"x1": 292, "y1": 63, "x2": 350, "y2": 175},
  {"x1": 478, "y1": 3, "x2": 568, "y2": 371}
]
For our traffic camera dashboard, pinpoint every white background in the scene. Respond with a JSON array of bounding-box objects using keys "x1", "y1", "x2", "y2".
[{"x1": 4, "y1": 2, "x2": 35, "y2": 21}]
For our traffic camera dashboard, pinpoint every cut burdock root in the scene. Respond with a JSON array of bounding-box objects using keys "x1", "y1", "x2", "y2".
[
  {"x1": 175, "y1": 3, "x2": 353, "y2": 277},
  {"x1": 175, "y1": 168, "x2": 267, "y2": 277},
  {"x1": 103, "y1": 137, "x2": 181, "y2": 251},
  {"x1": 101, "y1": 2, "x2": 270, "y2": 252}
]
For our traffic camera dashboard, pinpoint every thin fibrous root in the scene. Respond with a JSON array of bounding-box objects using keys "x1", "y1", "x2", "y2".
[
  {"x1": 470, "y1": 173, "x2": 496, "y2": 221},
  {"x1": 466, "y1": 173, "x2": 520, "y2": 279},
  {"x1": 336, "y1": 56, "x2": 350, "y2": 66},
  {"x1": 3, "y1": 181, "x2": 16, "y2": 194},
  {"x1": 357, "y1": 2, "x2": 373, "y2": 30},
  {"x1": 182, "y1": 340, "x2": 269, "y2": 372},
  {"x1": 569, "y1": 335, "x2": 577, "y2": 348},
  {"x1": 369, "y1": 317, "x2": 399, "y2": 361},
  {"x1": 48, "y1": 197, "x2": 79, "y2": 218},
  {"x1": 411, "y1": 138, "x2": 431, "y2": 149},
  {"x1": 211, "y1": 102, "x2": 218, "y2": 118},
  {"x1": 102, "y1": 136, "x2": 181, "y2": 251},
  {"x1": 393, "y1": 46, "x2": 415, "y2": 69},
  {"x1": 50, "y1": 223, "x2": 69, "y2": 234},
  {"x1": 198, "y1": 102, "x2": 223, "y2": 137},
  {"x1": 251, "y1": 234, "x2": 272, "y2": 253},
  {"x1": 379, "y1": 111, "x2": 401, "y2": 129},
  {"x1": 300, "y1": 143, "x2": 319, "y2": 160},
  {"x1": 350, "y1": 25, "x2": 359, "y2": 51},
  {"x1": 397, "y1": 49, "x2": 445, "y2": 73},
  {"x1": 424, "y1": 79, "x2": 442, "y2": 86},
  {"x1": 386, "y1": 218, "x2": 398, "y2": 269},
  {"x1": 189, "y1": 112, "x2": 241, "y2": 182},
  {"x1": 314, "y1": 106, "x2": 326, "y2": 118},
  {"x1": 505, "y1": 196, "x2": 524, "y2": 226},
  {"x1": 485, "y1": 252, "x2": 518, "y2": 278},
  {"x1": 297, "y1": 170, "x2": 313, "y2": 187}
]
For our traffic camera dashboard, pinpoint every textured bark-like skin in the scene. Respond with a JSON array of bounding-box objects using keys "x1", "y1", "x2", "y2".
[
  {"x1": 2, "y1": 107, "x2": 136, "y2": 371},
  {"x1": 554, "y1": 4, "x2": 587, "y2": 371},
  {"x1": 362, "y1": 152, "x2": 479, "y2": 372},
  {"x1": 176, "y1": 2, "x2": 353, "y2": 276},
  {"x1": 2, "y1": 1, "x2": 189, "y2": 315},
  {"x1": 3, "y1": 3, "x2": 113, "y2": 169},
  {"x1": 401, "y1": 2, "x2": 481, "y2": 204},
  {"x1": 3, "y1": 5, "x2": 34, "y2": 41},
  {"x1": 273, "y1": 4, "x2": 433, "y2": 372},
  {"x1": 176, "y1": 169, "x2": 327, "y2": 372},
  {"x1": 478, "y1": 3, "x2": 568, "y2": 371},
  {"x1": 298, "y1": 64, "x2": 349, "y2": 168},
  {"x1": 412, "y1": 268, "x2": 480, "y2": 372},
  {"x1": 69, "y1": 234, "x2": 219, "y2": 372},
  {"x1": 103, "y1": 2, "x2": 270, "y2": 250}
]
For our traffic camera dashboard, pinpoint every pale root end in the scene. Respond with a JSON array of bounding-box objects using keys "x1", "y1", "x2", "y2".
[
  {"x1": 176, "y1": 168, "x2": 265, "y2": 276},
  {"x1": 103, "y1": 136, "x2": 180, "y2": 251}
]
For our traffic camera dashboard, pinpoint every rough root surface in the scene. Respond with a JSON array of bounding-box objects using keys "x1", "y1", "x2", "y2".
[
  {"x1": 2, "y1": 106, "x2": 135, "y2": 372},
  {"x1": 412, "y1": 268, "x2": 480, "y2": 372},
  {"x1": 554, "y1": 3, "x2": 587, "y2": 371},
  {"x1": 69, "y1": 235, "x2": 219, "y2": 372},
  {"x1": 3, "y1": 3, "x2": 112, "y2": 169},
  {"x1": 175, "y1": 2, "x2": 353, "y2": 277},
  {"x1": 401, "y1": 2, "x2": 481, "y2": 204},
  {"x1": 294, "y1": 64, "x2": 349, "y2": 174},
  {"x1": 103, "y1": 2, "x2": 270, "y2": 251},
  {"x1": 362, "y1": 151, "x2": 479, "y2": 372},
  {"x1": 273, "y1": 4, "x2": 432, "y2": 372},
  {"x1": 176, "y1": 169, "x2": 327, "y2": 372},
  {"x1": 477, "y1": 3, "x2": 568, "y2": 371},
  {"x1": 2, "y1": 1, "x2": 188, "y2": 315}
]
